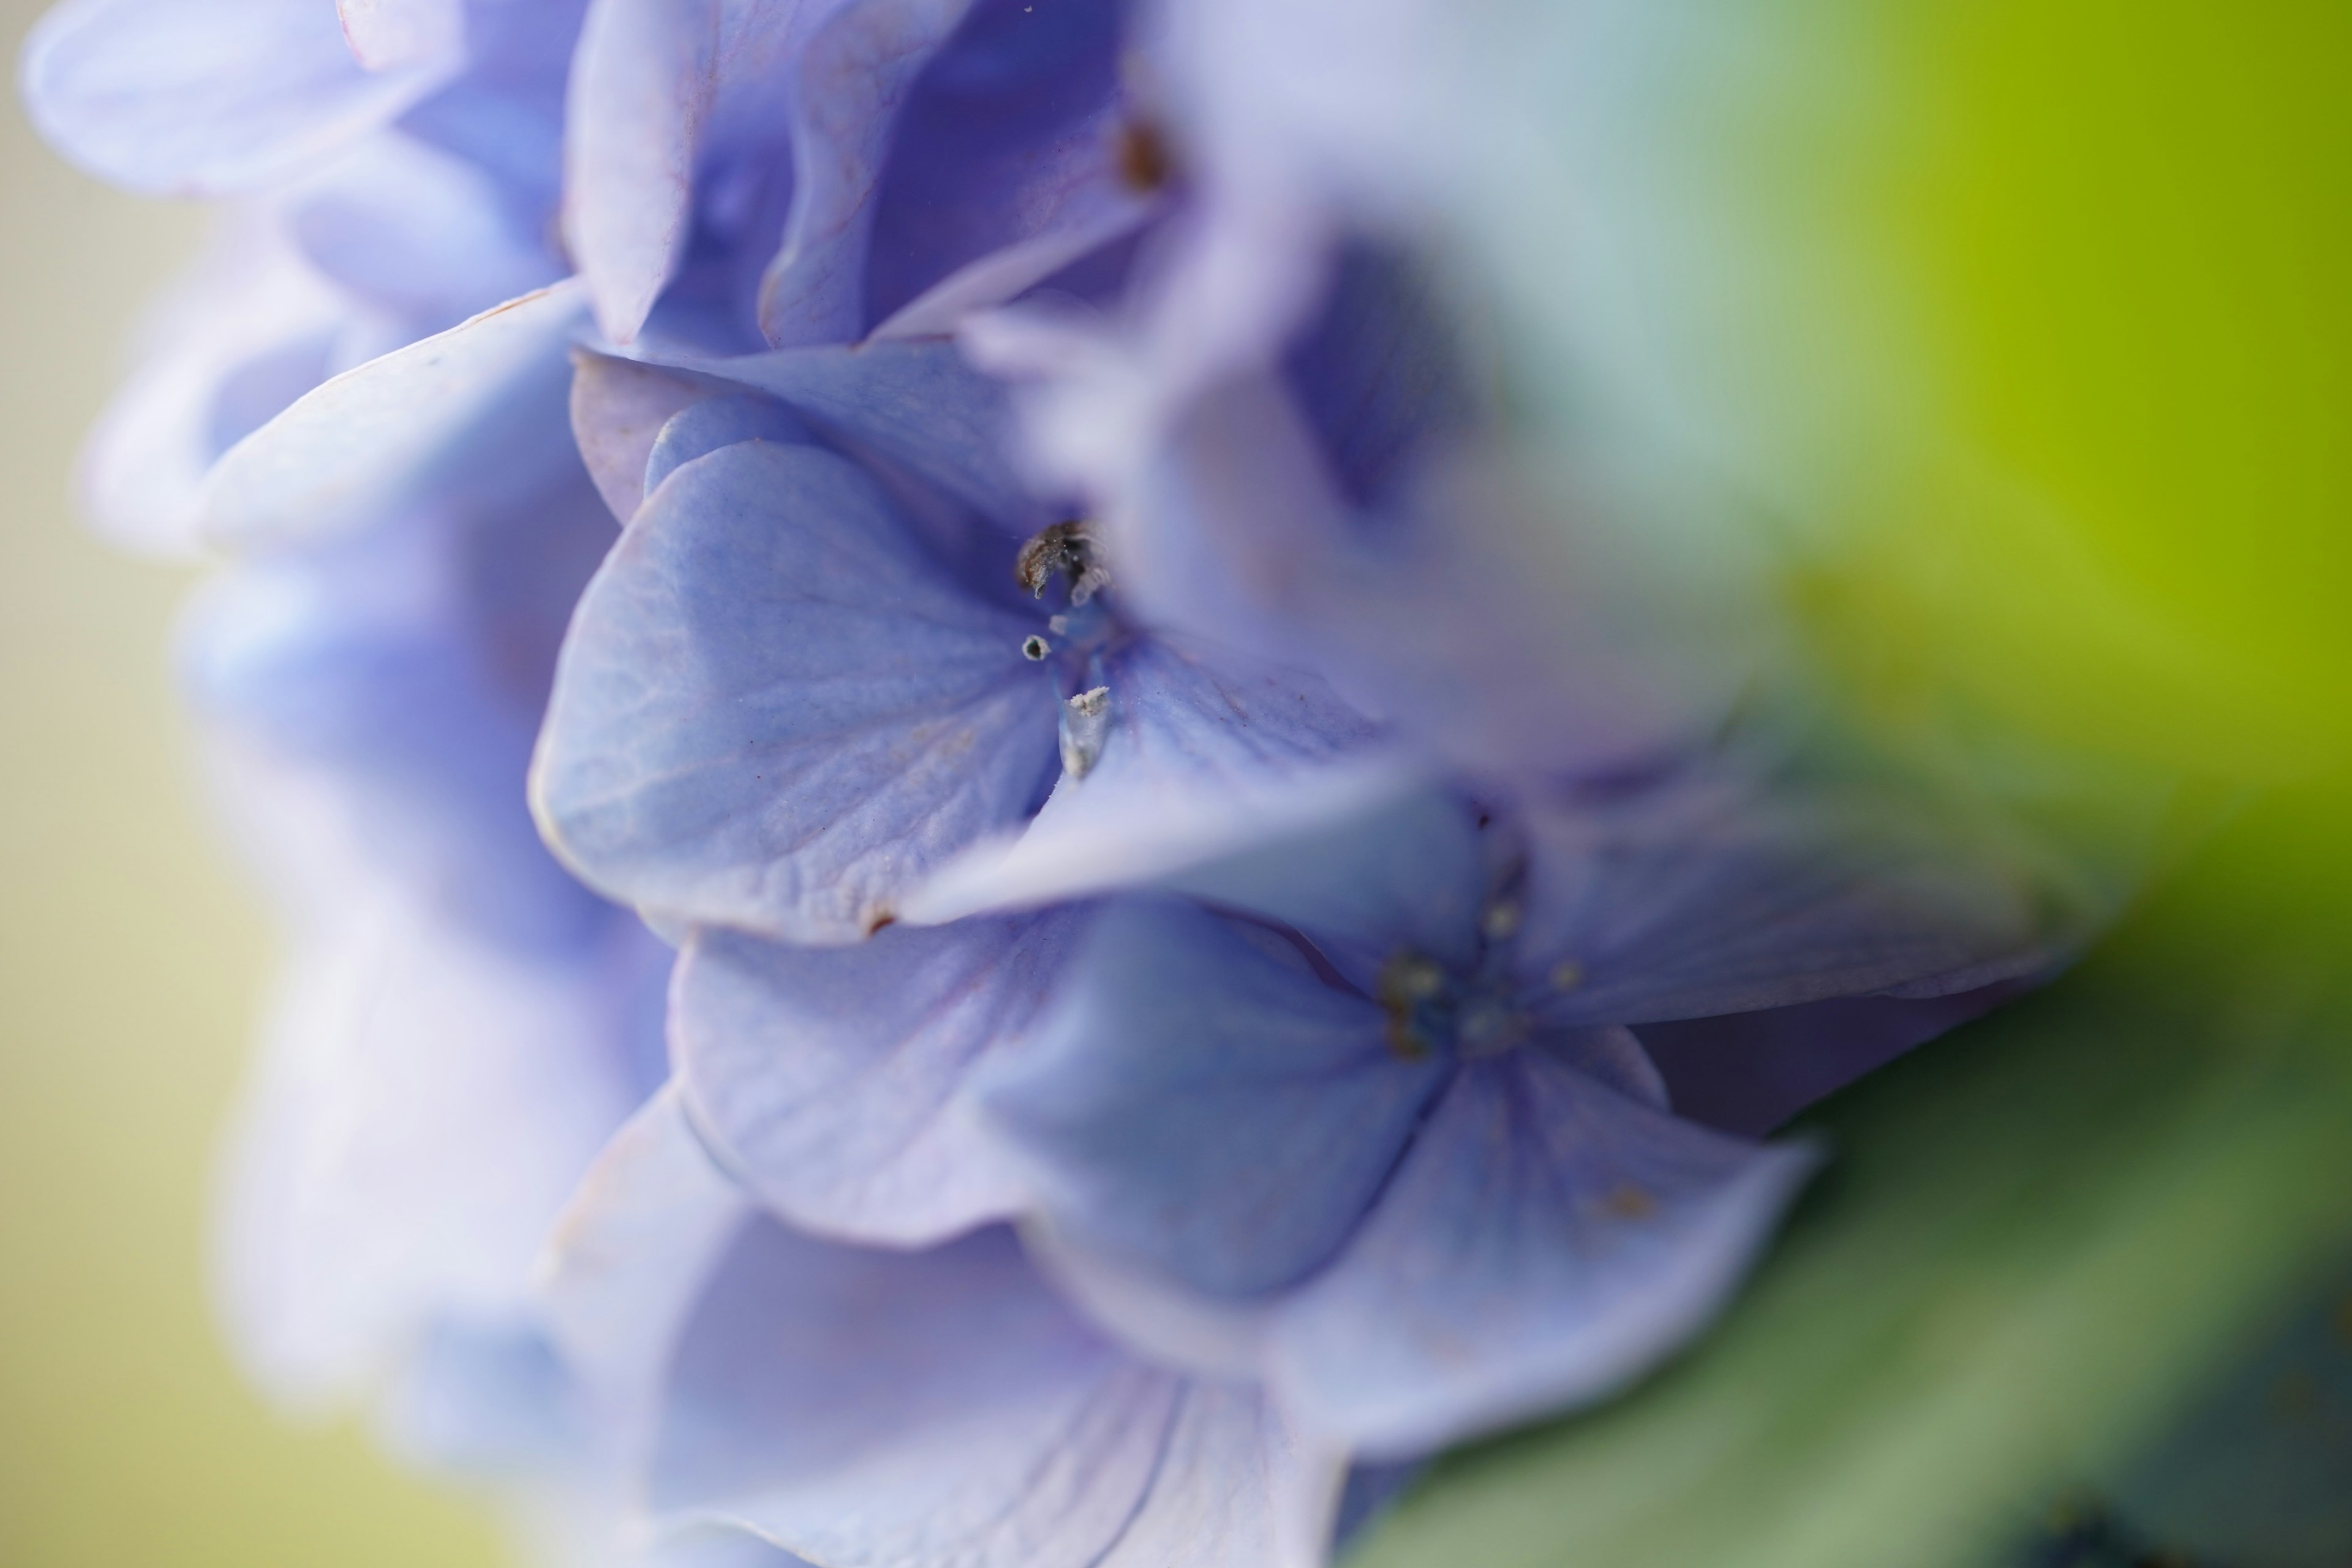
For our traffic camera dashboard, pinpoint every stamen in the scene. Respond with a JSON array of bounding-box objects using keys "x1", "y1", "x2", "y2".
[
  {"x1": 1550, "y1": 959, "x2": 1585, "y2": 992},
  {"x1": 1016, "y1": 521, "x2": 1111, "y2": 605},
  {"x1": 1377, "y1": 951, "x2": 1449, "y2": 1060},
  {"x1": 1060, "y1": 685, "x2": 1112, "y2": 778},
  {"x1": 1021, "y1": 635, "x2": 1051, "y2": 661},
  {"x1": 1482, "y1": 900, "x2": 1521, "y2": 941}
]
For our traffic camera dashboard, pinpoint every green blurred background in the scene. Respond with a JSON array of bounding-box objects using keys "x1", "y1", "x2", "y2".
[{"x1": 0, "y1": 1, "x2": 503, "y2": 1558}]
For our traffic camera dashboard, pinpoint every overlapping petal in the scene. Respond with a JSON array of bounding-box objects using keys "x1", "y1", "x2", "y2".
[
  {"x1": 982, "y1": 896, "x2": 1447, "y2": 1299},
  {"x1": 904, "y1": 636, "x2": 1400, "y2": 925},
  {"x1": 674, "y1": 911, "x2": 1082, "y2": 1243},
  {"x1": 1263, "y1": 1049, "x2": 1818, "y2": 1457},
  {"x1": 532, "y1": 437, "x2": 1057, "y2": 941},
  {"x1": 201, "y1": 279, "x2": 589, "y2": 549},
  {"x1": 21, "y1": 0, "x2": 459, "y2": 195}
]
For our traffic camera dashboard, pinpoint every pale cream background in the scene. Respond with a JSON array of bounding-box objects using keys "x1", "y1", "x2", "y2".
[{"x1": 1, "y1": 2, "x2": 505, "y2": 1559}]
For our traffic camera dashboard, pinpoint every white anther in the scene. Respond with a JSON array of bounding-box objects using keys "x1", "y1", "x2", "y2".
[
  {"x1": 1022, "y1": 635, "x2": 1051, "y2": 661},
  {"x1": 1059, "y1": 685, "x2": 1112, "y2": 778}
]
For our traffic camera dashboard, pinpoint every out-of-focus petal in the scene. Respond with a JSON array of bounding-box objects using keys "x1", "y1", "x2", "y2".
[
  {"x1": 1265, "y1": 1050, "x2": 1817, "y2": 1457},
  {"x1": 21, "y1": 0, "x2": 456, "y2": 196},
  {"x1": 540, "y1": 1087, "x2": 761, "y2": 1444},
  {"x1": 201, "y1": 279, "x2": 589, "y2": 549},
  {"x1": 755, "y1": 0, "x2": 976, "y2": 347},
  {"x1": 981, "y1": 896, "x2": 1446, "y2": 1299},
  {"x1": 649, "y1": 1220, "x2": 1177, "y2": 1568},
  {"x1": 869, "y1": 208, "x2": 1143, "y2": 342},
  {"x1": 1090, "y1": 1381, "x2": 1344, "y2": 1568},
  {"x1": 285, "y1": 131, "x2": 559, "y2": 325},
  {"x1": 903, "y1": 636, "x2": 1398, "y2": 925},
  {"x1": 76, "y1": 214, "x2": 344, "y2": 557},
  {"x1": 673, "y1": 912, "x2": 1082, "y2": 1245},
  {"x1": 1637, "y1": 982, "x2": 2026, "y2": 1137},
  {"x1": 217, "y1": 891, "x2": 654, "y2": 1415},
  {"x1": 1518, "y1": 780, "x2": 2082, "y2": 1027},
  {"x1": 336, "y1": 0, "x2": 467, "y2": 72},
  {"x1": 531, "y1": 438, "x2": 1057, "y2": 942},
  {"x1": 859, "y1": 0, "x2": 1152, "y2": 336}
]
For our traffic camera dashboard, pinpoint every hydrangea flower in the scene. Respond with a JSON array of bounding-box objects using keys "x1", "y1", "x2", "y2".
[{"x1": 24, "y1": 0, "x2": 2171, "y2": 1564}]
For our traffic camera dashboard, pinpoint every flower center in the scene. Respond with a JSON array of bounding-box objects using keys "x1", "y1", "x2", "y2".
[
  {"x1": 1014, "y1": 522, "x2": 1128, "y2": 778},
  {"x1": 1376, "y1": 948, "x2": 1531, "y2": 1062}
]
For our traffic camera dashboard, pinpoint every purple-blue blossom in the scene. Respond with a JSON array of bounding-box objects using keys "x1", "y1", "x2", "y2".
[{"x1": 20, "y1": 0, "x2": 2174, "y2": 1564}]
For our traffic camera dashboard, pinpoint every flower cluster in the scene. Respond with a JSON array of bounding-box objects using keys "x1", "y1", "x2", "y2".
[{"x1": 26, "y1": 0, "x2": 2160, "y2": 1563}]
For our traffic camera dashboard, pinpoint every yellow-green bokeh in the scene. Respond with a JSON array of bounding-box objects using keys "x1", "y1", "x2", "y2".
[
  {"x1": 1709, "y1": 0, "x2": 2350, "y2": 775},
  {"x1": 0, "y1": 5, "x2": 505, "y2": 1559}
]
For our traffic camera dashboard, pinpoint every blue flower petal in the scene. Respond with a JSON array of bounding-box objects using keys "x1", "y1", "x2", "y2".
[
  {"x1": 1264, "y1": 1051, "x2": 1817, "y2": 1457},
  {"x1": 673, "y1": 911, "x2": 1085, "y2": 1245},
  {"x1": 644, "y1": 394, "x2": 814, "y2": 494},
  {"x1": 1518, "y1": 782, "x2": 2075, "y2": 1027},
  {"x1": 532, "y1": 437, "x2": 1058, "y2": 941},
  {"x1": 570, "y1": 352, "x2": 706, "y2": 521},
  {"x1": 1090, "y1": 1381, "x2": 1347, "y2": 1568},
  {"x1": 1147, "y1": 785, "x2": 1487, "y2": 987},
  {"x1": 644, "y1": 336, "x2": 1038, "y2": 524},
  {"x1": 981, "y1": 896, "x2": 1447, "y2": 1300},
  {"x1": 22, "y1": 0, "x2": 456, "y2": 196},
  {"x1": 755, "y1": 0, "x2": 979, "y2": 347},
  {"x1": 861, "y1": 0, "x2": 1152, "y2": 336},
  {"x1": 562, "y1": 0, "x2": 718, "y2": 342},
  {"x1": 650, "y1": 1219, "x2": 1180, "y2": 1568}
]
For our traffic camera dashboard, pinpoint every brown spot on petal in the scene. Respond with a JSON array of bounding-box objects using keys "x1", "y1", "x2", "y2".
[
  {"x1": 864, "y1": 910, "x2": 897, "y2": 937},
  {"x1": 1600, "y1": 1183, "x2": 1658, "y2": 1221},
  {"x1": 1114, "y1": 119, "x2": 1174, "y2": 193}
]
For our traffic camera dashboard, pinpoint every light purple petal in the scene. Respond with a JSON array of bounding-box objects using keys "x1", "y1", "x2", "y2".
[
  {"x1": 870, "y1": 208, "x2": 1145, "y2": 342},
  {"x1": 21, "y1": 0, "x2": 456, "y2": 195},
  {"x1": 650, "y1": 1220, "x2": 1180, "y2": 1568},
  {"x1": 643, "y1": 394, "x2": 813, "y2": 492},
  {"x1": 1144, "y1": 786, "x2": 1487, "y2": 987},
  {"x1": 859, "y1": 0, "x2": 1155, "y2": 336},
  {"x1": 285, "y1": 131, "x2": 559, "y2": 324},
  {"x1": 1264, "y1": 1050, "x2": 1817, "y2": 1457},
  {"x1": 75, "y1": 214, "x2": 344, "y2": 556},
  {"x1": 562, "y1": 0, "x2": 816, "y2": 342},
  {"x1": 634, "y1": 336, "x2": 1038, "y2": 524},
  {"x1": 540, "y1": 1086, "x2": 762, "y2": 1447},
  {"x1": 1290, "y1": 445, "x2": 1754, "y2": 780},
  {"x1": 1090, "y1": 1381, "x2": 1346, "y2": 1568},
  {"x1": 336, "y1": 0, "x2": 467, "y2": 71},
  {"x1": 1517, "y1": 779, "x2": 2074, "y2": 1026},
  {"x1": 531, "y1": 438, "x2": 1058, "y2": 941},
  {"x1": 571, "y1": 352, "x2": 706, "y2": 521},
  {"x1": 217, "y1": 892, "x2": 654, "y2": 1414},
  {"x1": 981, "y1": 896, "x2": 1446, "y2": 1299},
  {"x1": 563, "y1": 0, "x2": 717, "y2": 342},
  {"x1": 200, "y1": 279, "x2": 589, "y2": 549},
  {"x1": 902, "y1": 635, "x2": 1400, "y2": 925},
  {"x1": 673, "y1": 911, "x2": 1084, "y2": 1245},
  {"x1": 755, "y1": 0, "x2": 977, "y2": 346}
]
